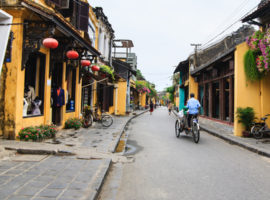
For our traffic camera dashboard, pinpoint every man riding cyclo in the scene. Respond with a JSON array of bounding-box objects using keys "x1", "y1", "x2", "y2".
[{"x1": 186, "y1": 93, "x2": 201, "y2": 131}]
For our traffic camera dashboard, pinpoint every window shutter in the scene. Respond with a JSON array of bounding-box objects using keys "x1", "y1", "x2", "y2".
[
  {"x1": 47, "y1": 0, "x2": 62, "y2": 7},
  {"x1": 60, "y1": 0, "x2": 70, "y2": 9},
  {"x1": 77, "y1": 1, "x2": 89, "y2": 31}
]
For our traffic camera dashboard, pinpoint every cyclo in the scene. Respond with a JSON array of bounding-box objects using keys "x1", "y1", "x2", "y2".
[{"x1": 175, "y1": 107, "x2": 200, "y2": 143}]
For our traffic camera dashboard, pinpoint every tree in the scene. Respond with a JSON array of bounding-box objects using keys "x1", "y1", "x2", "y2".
[{"x1": 136, "y1": 69, "x2": 145, "y2": 80}]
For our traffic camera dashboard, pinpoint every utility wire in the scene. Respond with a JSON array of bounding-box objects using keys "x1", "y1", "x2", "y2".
[
  {"x1": 202, "y1": 3, "x2": 259, "y2": 47},
  {"x1": 202, "y1": 0, "x2": 252, "y2": 45}
]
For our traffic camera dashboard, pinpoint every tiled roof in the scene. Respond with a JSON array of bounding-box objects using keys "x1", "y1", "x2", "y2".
[
  {"x1": 242, "y1": 0, "x2": 270, "y2": 22},
  {"x1": 258, "y1": 0, "x2": 270, "y2": 8}
]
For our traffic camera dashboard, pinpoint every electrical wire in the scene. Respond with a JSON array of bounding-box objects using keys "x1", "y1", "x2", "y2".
[
  {"x1": 202, "y1": 3, "x2": 259, "y2": 47},
  {"x1": 202, "y1": 0, "x2": 252, "y2": 45}
]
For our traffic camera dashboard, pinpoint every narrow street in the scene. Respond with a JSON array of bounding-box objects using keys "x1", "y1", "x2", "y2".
[{"x1": 99, "y1": 107, "x2": 270, "y2": 200}]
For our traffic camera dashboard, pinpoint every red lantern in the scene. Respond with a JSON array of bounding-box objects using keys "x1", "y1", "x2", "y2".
[
  {"x1": 66, "y1": 50, "x2": 79, "y2": 59},
  {"x1": 91, "y1": 65, "x2": 100, "y2": 72},
  {"x1": 42, "y1": 38, "x2": 58, "y2": 49},
  {"x1": 81, "y1": 60, "x2": 91, "y2": 67}
]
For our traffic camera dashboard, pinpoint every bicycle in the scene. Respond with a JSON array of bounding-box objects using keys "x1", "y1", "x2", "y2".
[
  {"x1": 175, "y1": 113, "x2": 200, "y2": 143},
  {"x1": 250, "y1": 114, "x2": 270, "y2": 139},
  {"x1": 82, "y1": 107, "x2": 113, "y2": 128}
]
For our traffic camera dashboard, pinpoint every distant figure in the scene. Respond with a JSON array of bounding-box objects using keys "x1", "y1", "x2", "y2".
[
  {"x1": 168, "y1": 102, "x2": 173, "y2": 115},
  {"x1": 150, "y1": 101, "x2": 154, "y2": 115}
]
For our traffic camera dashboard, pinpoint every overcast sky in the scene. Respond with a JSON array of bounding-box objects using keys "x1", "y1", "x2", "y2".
[{"x1": 90, "y1": 0, "x2": 261, "y2": 91}]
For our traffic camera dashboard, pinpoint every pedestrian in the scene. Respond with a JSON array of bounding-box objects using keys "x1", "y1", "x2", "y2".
[
  {"x1": 150, "y1": 101, "x2": 154, "y2": 115},
  {"x1": 168, "y1": 102, "x2": 173, "y2": 115}
]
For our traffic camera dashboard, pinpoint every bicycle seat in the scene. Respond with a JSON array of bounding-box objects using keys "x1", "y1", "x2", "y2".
[{"x1": 261, "y1": 117, "x2": 267, "y2": 121}]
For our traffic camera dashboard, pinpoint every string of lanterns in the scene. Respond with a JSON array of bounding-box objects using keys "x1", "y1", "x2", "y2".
[{"x1": 42, "y1": 38, "x2": 100, "y2": 72}]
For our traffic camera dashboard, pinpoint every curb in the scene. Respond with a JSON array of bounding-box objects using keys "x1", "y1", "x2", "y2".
[
  {"x1": 110, "y1": 110, "x2": 148, "y2": 153},
  {"x1": 172, "y1": 110, "x2": 270, "y2": 158},
  {"x1": 87, "y1": 158, "x2": 112, "y2": 200}
]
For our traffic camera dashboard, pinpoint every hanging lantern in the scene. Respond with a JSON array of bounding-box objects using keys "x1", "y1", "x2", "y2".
[
  {"x1": 42, "y1": 38, "x2": 58, "y2": 49},
  {"x1": 91, "y1": 65, "x2": 100, "y2": 72},
  {"x1": 81, "y1": 60, "x2": 91, "y2": 67},
  {"x1": 66, "y1": 50, "x2": 79, "y2": 59}
]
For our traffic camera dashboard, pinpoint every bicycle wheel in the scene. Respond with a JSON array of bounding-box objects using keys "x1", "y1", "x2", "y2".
[
  {"x1": 175, "y1": 120, "x2": 180, "y2": 138},
  {"x1": 101, "y1": 115, "x2": 113, "y2": 127},
  {"x1": 83, "y1": 115, "x2": 93, "y2": 128},
  {"x1": 251, "y1": 125, "x2": 263, "y2": 139},
  {"x1": 192, "y1": 122, "x2": 200, "y2": 143}
]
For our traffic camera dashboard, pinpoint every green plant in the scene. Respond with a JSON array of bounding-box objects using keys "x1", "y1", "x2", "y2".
[
  {"x1": 64, "y1": 118, "x2": 82, "y2": 130},
  {"x1": 99, "y1": 65, "x2": 115, "y2": 80},
  {"x1": 244, "y1": 50, "x2": 263, "y2": 81},
  {"x1": 236, "y1": 107, "x2": 255, "y2": 131},
  {"x1": 166, "y1": 86, "x2": 175, "y2": 103},
  {"x1": 18, "y1": 124, "x2": 57, "y2": 141}
]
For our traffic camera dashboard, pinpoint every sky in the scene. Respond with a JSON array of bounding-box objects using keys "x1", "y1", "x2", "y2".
[{"x1": 89, "y1": 0, "x2": 261, "y2": 91}]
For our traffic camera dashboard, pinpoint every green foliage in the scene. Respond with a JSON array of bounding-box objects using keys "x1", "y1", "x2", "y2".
[
  {"x1": 236, "y1": 107, "x2": 255, "y2": 131},
  {"x1": 244, "y1": 50, "x2": 263, "y2": 81},
  {"x1": 18, "y1": 124, "x2": 57, "y2": 141},
  {"x1": 166, "y1": 86, "x2": 175, "y2": 103},
  {"x1": 136, "y1": 69, "x2": 145, "y2": 80},
  {"x1": 99, "y1": 65, "x2": 115, "y2": 80},
  {"x1": 64, "y1": 118, "x2": 82, "y2": 130}
]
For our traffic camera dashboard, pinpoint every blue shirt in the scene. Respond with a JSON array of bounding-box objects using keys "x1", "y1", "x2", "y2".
[{"x1": 187, "y1": 98, "x2": 201, "y2": 114}]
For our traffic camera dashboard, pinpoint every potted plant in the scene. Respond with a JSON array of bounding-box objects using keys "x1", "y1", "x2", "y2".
[{"x1": 236, "y1": 107, "x2": 256, "y2": 137}]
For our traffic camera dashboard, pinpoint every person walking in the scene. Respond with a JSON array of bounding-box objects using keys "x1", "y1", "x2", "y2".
[
  {"x1": 150, "y1": 101, "x2": 154, "y2": 115},
  {"x1": 168, "y1": 102, "x2": 173, "y2": 115}
]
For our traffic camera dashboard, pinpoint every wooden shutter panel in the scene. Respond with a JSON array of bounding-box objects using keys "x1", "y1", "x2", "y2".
[
  {"x1": 77, "y1": 1, "x2": 89, "y2": 31},
  {"x1": 60, "y1": 0, "x2": 70, "y2": 9},
  {"x1": 109, "y1": 86, "x2": 114, "y2": 106},
  {"x1": 48, "y1": 0, "x2": 61, "y2": 7}
]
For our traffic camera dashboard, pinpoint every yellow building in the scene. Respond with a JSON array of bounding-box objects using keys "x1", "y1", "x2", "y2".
[
  {"x1": 0, "y1": 0, "x2": 100, "y2": 138},
  {"x1": 177, "y1": 26, "x2": 255, "y2": 137}
]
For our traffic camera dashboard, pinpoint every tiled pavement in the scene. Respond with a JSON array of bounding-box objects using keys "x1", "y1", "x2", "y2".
[{"x1": 0, "y1": 110, "x2": 147, "y2": 200}]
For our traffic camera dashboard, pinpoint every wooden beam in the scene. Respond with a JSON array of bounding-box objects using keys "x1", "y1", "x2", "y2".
[
  {"x1": 219, "y1": 78, "x2": 225, "y2": 120},
  {"x1": 229, "y1": 75, "x2": 234, "y2": 123},
  {"x1": 209, "y1": 82, "x2": 213, "y2": 118}
]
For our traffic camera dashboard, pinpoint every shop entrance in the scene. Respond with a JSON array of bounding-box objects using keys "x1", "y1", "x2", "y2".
[{"x1": 51, "y1": 63, "x2": 63, "y2": 126}]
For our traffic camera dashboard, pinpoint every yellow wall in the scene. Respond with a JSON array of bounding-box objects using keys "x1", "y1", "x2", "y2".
[
  {"x1": 189, "y1": 75, "x2": 198, "y2": 99},
  {"x1": 115, "y1": 81, "x2": 127, "y2": 115},
  {"x1": 140, "y1": 92, "x2": 146, "y2": 107},
  {"x1": 175, "y1": 96, "x2": 179, "y2": 107},
  {"x1": 0, "y1": 11, "x2": 83, "y2": 137},
  {"x1": 234, "y1": 42, "x2": 270, "y2": 136}
]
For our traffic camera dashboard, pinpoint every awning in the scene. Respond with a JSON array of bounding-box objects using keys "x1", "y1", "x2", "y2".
[
  {"x1": 112, "y1": 59, "x2": 136, "y2": 80},
  {"x1": 242, "y1": 1, "x2": 270, "y2": 22},
  {"x1": 21, "y1": 0, "x2": 100, "y2": 56},
  {"x1": 174, "y1": 59, "x2": 189, "y2": 74}
]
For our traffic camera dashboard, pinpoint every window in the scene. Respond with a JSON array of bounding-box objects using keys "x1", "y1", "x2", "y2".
[
  {"x1": 66, "y1": 66, "x2": 76, "y2": 112},
  {"x1": 88, "y1": 20, "x2": 96, "y2": 46},
  {"x1": 23, "y1": 53, "x2": 45, "y2": 117}
]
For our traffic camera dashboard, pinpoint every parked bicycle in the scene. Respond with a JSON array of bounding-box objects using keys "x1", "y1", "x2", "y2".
[
  {"x1": 82, "y1": 106, "x2": 113, "y2": 128},
  {"x1": 250, "y1": 114, "x2": 270, "y2": 139},
  {"x1": 175, "y1": 111, "x2": 200, "y2": 143}
]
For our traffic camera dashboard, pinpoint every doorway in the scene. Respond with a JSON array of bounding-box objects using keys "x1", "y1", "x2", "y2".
[{"x1": 51, "y1": 63, "x2": 63, "y2": 125}]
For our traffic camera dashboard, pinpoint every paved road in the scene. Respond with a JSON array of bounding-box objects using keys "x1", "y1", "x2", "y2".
[{"x1": 99, "y1": 107, "x2": 270, "y2": 200}]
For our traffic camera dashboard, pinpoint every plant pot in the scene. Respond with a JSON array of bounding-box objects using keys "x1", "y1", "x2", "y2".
[{"x1": 242, "y1": 130, "x2": 250, "y2": 137}]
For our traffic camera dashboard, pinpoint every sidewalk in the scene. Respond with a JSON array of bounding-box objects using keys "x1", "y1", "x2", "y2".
[
  {"x1": 0, "y1": 110, "x2": 147, "y2": 200},
  {"x1": 173, "y1": 110, "x2": 270, "y2": 158}
]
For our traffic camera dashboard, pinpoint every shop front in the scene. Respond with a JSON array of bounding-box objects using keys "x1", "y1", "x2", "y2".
[
  {"x1": 0, "y1": 1, "x2": 100, "y2": 138},
  {"x1": 193, "y1": 53, "x2": 235, "y2": 123}
]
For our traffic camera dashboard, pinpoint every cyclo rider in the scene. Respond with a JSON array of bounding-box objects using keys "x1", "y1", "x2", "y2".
[{"x1": 186, "y1": 93, "x2": 201, "y2": 130}]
